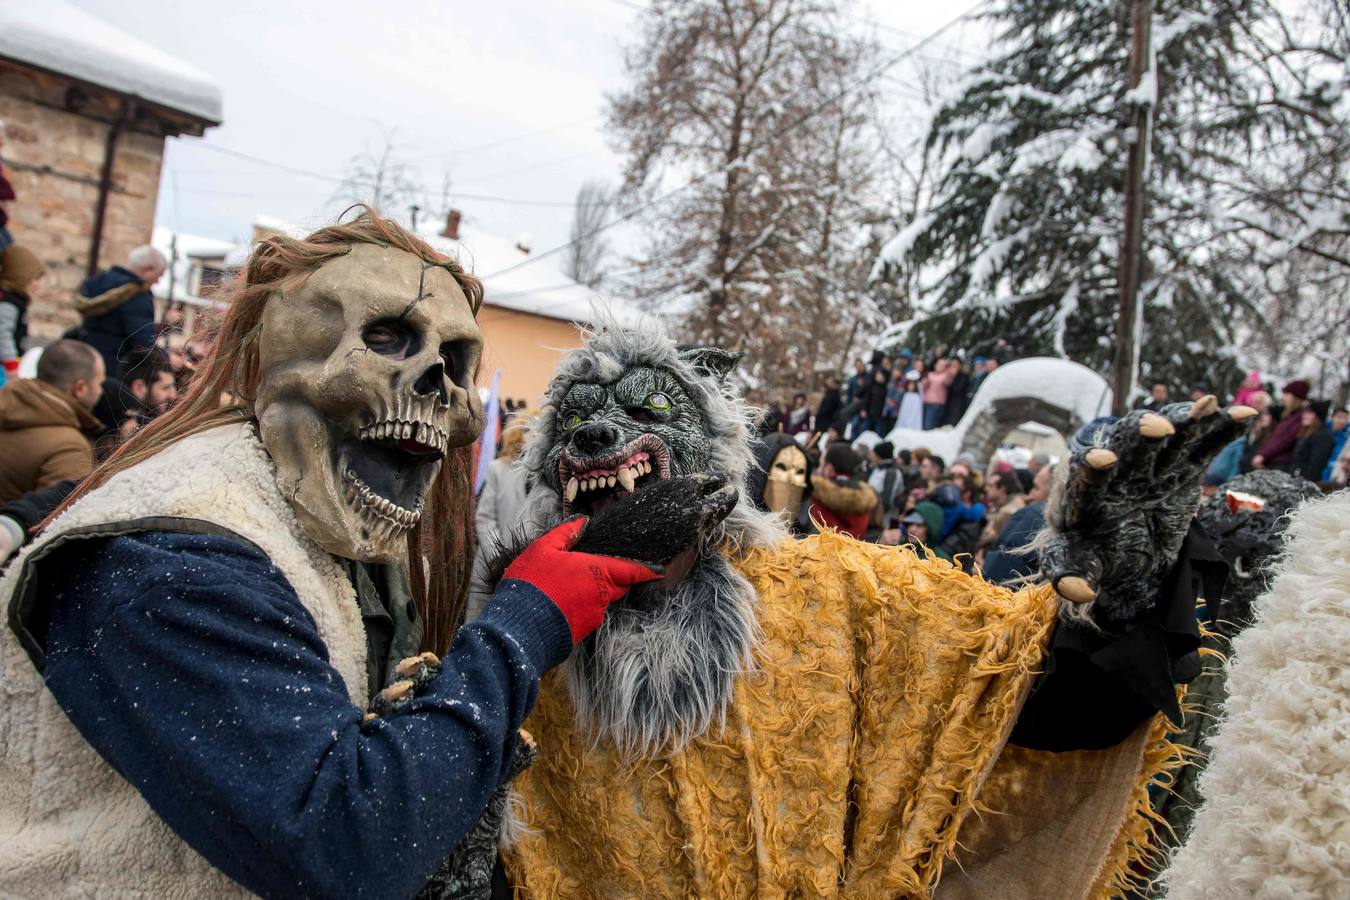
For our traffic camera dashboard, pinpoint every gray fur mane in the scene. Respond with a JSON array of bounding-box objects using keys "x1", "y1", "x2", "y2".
[
  {"x1": 567, "y1": 547, "x2": 759, "y2": 759},
  {"x1": 514, "y1": 315, "x2": 783, "y2": 755}
]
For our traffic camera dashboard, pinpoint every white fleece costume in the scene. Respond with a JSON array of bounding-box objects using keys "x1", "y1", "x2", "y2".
[
  {"x1": 1162, "y1": 489, "x2": 1350, "y2": 898},
  {"x1": 0, "y1": 424, "x2": 367, "y2": 898}
]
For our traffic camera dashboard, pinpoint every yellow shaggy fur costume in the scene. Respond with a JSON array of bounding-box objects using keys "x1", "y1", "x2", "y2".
[{"x1": 506, "y1": 531, "x2": 1176, "y2": 897}]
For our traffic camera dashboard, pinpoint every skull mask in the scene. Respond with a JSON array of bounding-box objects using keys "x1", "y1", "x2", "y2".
[
  {"x1": 255, "y1": 243, "x2": 483, "y2": 562},
  {"x1": 763, "y1": 444, "x2": 808, "y2": 517}
]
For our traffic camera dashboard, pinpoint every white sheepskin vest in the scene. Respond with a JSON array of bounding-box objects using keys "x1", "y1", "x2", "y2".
[
  {"x1": 0, "y1": 422, "x2": 368, "y2": 898},
  {"x1": 1162, "y1": 490, "x2": 1350, "y2": 898}
]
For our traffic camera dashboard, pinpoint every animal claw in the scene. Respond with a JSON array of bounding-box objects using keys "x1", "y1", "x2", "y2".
[
  {"x1": 378, "y1": 679, "x2": 415, "y2": 704},
  {"x1": 1228, "y1": 405, "x2": 1257, "y2": 422},
  {"x1": 1056, "y1": 576, "x2": 1096, "y2": 604},
  {"x1": 1189, "y1": 394, "x2": 1218, "y2": 419},
  {"x1": 1085, "y1": 448, "x2": 1118, "y2": 470},
  {"x1": 1139, "y1": 413, "x2": 1175, "y2": 438}
]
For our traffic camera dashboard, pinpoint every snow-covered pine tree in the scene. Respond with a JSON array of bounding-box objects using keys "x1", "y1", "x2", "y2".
[{"x1": 873, "y1": 0, "x2": 1347, "y2": 398}]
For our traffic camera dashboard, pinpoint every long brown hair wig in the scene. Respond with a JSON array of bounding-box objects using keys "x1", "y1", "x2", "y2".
[{"x1": 45, "y1": 209, "x2": 484, "y2": 655}]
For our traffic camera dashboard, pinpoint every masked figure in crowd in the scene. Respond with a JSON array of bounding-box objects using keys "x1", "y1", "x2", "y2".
[
  {"x1": 0, "y1": 214, "x2": 677, "y2": 898},
  {"x1": 746, "y1": 431, "x2": 812, "y2": 531},
  {"x1": 441, "y1": 322, "x2": 1251, "y2": 898}
]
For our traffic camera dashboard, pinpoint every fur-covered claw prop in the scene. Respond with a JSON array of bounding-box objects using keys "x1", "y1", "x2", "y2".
[{"x1": 1041, "y1": 398, "x2": 1253, "y2": 619}]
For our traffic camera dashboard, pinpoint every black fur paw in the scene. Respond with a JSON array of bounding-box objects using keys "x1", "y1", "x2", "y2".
[{"x1": 572, "y1": 473, "x2": 738, "y2": 565}]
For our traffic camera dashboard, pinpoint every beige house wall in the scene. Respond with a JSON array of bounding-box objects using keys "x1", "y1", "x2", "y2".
[{"x1": 476, "y1": 306, "x2": 584, "y2": 408}]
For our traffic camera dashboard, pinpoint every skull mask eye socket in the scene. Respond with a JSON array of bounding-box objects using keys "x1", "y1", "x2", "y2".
[{"x1": 363, "y1": 319, "x2": 423, "y2": 360}]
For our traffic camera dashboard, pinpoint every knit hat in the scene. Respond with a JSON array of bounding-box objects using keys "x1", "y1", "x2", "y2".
[
  {"x1": 0, "y1": 244, "x2": 44, "y2": 294},
  {"x1": 1283, "y1": 379, "x2": 1310, "y2": 400},
  {"x1": 1308, "y1": 399, "x2": 1330, "y2": 421}
]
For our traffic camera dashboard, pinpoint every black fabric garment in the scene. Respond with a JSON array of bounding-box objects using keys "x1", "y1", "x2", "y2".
[
  {"x1": 0, "y1": 478, "x2": 76, "y2": 534},
  {"x1": 815, "y1": 388, "x2": 843, "y2": 432},
  {"x1": 942, "y1": 370, "x2": 970, "y2": 426},
  {"x1": 864, "y1": 375, "x2": 888, "y2": 426},
  {"x1": 1009, "y1": 520, "x2": 1227, "y2": 752},
  {"x1": 348, "y1": 561, "x2": 423, "y2": 701},
  {"x1": 1292, "y1": 428, "x2": 1334, "y2": 481}
]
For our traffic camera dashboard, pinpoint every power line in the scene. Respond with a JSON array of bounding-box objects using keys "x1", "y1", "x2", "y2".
[
  {"x1": 481, "y1": 0, "x2": 997, "y2": 281},
  {"x1": 175, "y1": 141, "x2": 595, "y2": 207},
  {"x1": 408, "y1": 115, "x2": 602, "y2": 162}
]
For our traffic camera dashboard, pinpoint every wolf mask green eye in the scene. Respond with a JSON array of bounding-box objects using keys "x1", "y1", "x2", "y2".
[
  {"x1": 645, "y1": 392, "x2": 672, "y2": 411},
  {"x1": 562, "y1": 413, "x2": 584, "y2": 430}
]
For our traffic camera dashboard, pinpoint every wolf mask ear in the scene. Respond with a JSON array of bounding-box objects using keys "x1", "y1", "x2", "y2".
[{"x1": 677, "y1": 347, "x2": 743, "y2": 383}]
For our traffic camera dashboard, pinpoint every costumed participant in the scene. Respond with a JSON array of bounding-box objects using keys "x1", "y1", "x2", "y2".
[
  {"x1": 1162, "y1": 485, "x2": 1349, "y2": 898},
  {"x1": 1147, "y1": 469, "x2": 1323, "y2": 875},
  {"x1": 745, "y1": 430, "x2": 812, "y2": 532},
  {"x1": 438, "y1": 322, "x2": 1252, "y2": 898},
  {"x1": 0, "y1": 213, "x2": 674, "y2": 898}
]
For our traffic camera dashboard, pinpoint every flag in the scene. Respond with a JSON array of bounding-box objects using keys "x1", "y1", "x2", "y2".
[{"x1": 475, "y1": 369, "x2": 502, "y2": 494}]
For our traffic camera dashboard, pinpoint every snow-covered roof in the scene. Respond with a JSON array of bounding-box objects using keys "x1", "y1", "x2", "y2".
[
  {"x1": 150, "y1": 225, "x2": 236, "y2": 308},
  {"x1": 0, "y1": 1, "x2": 222, "y2": 124},
  {"x1": 248, "y1": 214, "x2": 637, "y2": 326}
]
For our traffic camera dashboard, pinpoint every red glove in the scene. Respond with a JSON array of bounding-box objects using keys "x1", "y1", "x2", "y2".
[
  {"x1": 2, "y1": 358, "x2": 18, "y2": 379},
  {"x1": 503, "y1": 518, "x2": 662, "y2": 644}
]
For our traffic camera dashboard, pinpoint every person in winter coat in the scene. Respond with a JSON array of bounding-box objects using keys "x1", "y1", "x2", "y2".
[
  {"x1": 814, "y1": 376, "x2": 843, "y2": 435},
  {"x1": 897, "y1": 372, "x2": 923, "y2": 431},
  {"x1": 0, "y1": 244, "x2": 44, "y2": 382},
  {"x1": 921, "y1": 357, "x2": 957, "y2": 430},
  {"x1": 976, "y1": 470, "x2": 1025, "y2": 560},
  {"x1": 942, "y1": 359, "x2": 971, "y2": 427},
  {"x1": 881, "y1": 371, "x2": 903, "y2": 435},
  {"x1": 782, "y1": 392, "x2": 812, "y2": 436},
  {"x1": 1232, "y1": 371, "x2": 1262, "y2": 407},
  {"x1": 803, "y1": 441, "x2": 878, "y2": 539},
  {"x1": 1252, "y1": 380, "x2": 1310, "y2": 470},
  {"x1": 1292, "y1": 400, "x2": 1334, "y2": 482},
  {"x1": 1323, "y1": 407, "x2": 1348, "y2": 481},
  {"x1": 476, "y1": 419, "x2": 531, "y2": 547},
  {"x1": 864, "y1": 440, "x2": 903, "y2": 540},
  {"x1": 75, "y1": 245, "x2": 166, "y2": 376},
  {"x1": 0, "y1": 339, "x2": 103, "y2": 503},
  {"x1": 981, "y1": 464, "x2": 1052, "y2": 584},
  {"x1": 862, "y1": 367, "x2": 888, "y2": 434}
]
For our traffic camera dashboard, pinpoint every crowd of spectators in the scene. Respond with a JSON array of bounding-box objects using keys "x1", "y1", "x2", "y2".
[
  {"x1": 1176, "y1": 373, "x2": 1349, "y2": 491},
  {"x1": 0, "y1": 225, "x2": 196, "y2": 563},
  {"x1": 753, "y1": 340, "x2": 1017, "y2": 445},
  {"x1": 766, "y1": 425, "x2": 1056, "y2": 584}
]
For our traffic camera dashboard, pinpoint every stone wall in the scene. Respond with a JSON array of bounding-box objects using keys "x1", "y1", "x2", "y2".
[{"x1": 0, "y1": 62, "x2": 166, "y2": 342}]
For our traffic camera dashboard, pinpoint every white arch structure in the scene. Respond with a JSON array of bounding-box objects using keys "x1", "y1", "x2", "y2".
[{"x1": 884, "y1": 357, "x2": 1114, "y2": 464}]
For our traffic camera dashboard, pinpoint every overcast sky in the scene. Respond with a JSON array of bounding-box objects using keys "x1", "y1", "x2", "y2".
[{"x1": 71, "y1": 0, "x2": 989, "y2": 259}]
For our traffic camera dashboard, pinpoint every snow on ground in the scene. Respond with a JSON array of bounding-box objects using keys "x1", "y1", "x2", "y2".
[
  {"x1": 885, "y1": 356, "x2": 1113, "y2": 461},
  {"x1": 0, "y1": 1, "x2": 222, "y2": 123}
]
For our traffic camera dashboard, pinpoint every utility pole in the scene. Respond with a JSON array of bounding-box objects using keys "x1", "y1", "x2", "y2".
[
  {"x1": 409, "y1": 204, "x2": 421, "y2": 232},
  {"x1": 1111, "y1": 0, "x2": 1154, "y2": 416}
]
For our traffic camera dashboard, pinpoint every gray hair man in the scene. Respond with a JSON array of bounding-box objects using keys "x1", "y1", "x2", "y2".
[{"x1": 75, "y1": 244, "x2": 168, "y2": 375}]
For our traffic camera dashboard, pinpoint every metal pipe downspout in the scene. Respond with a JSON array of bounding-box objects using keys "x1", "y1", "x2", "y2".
[{"x1": 87, "y1": 97, "x2": 137, "y2": 277}]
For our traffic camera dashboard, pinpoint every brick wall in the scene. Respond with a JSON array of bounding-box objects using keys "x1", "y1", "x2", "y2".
[{"x1": 0, "y1": 63, "x2": 166, "y2": 342}]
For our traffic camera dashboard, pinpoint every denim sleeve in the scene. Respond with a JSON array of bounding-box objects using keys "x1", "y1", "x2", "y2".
[{"x1": 41, "y1": 531, "x2": 570, "y2": 899}]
